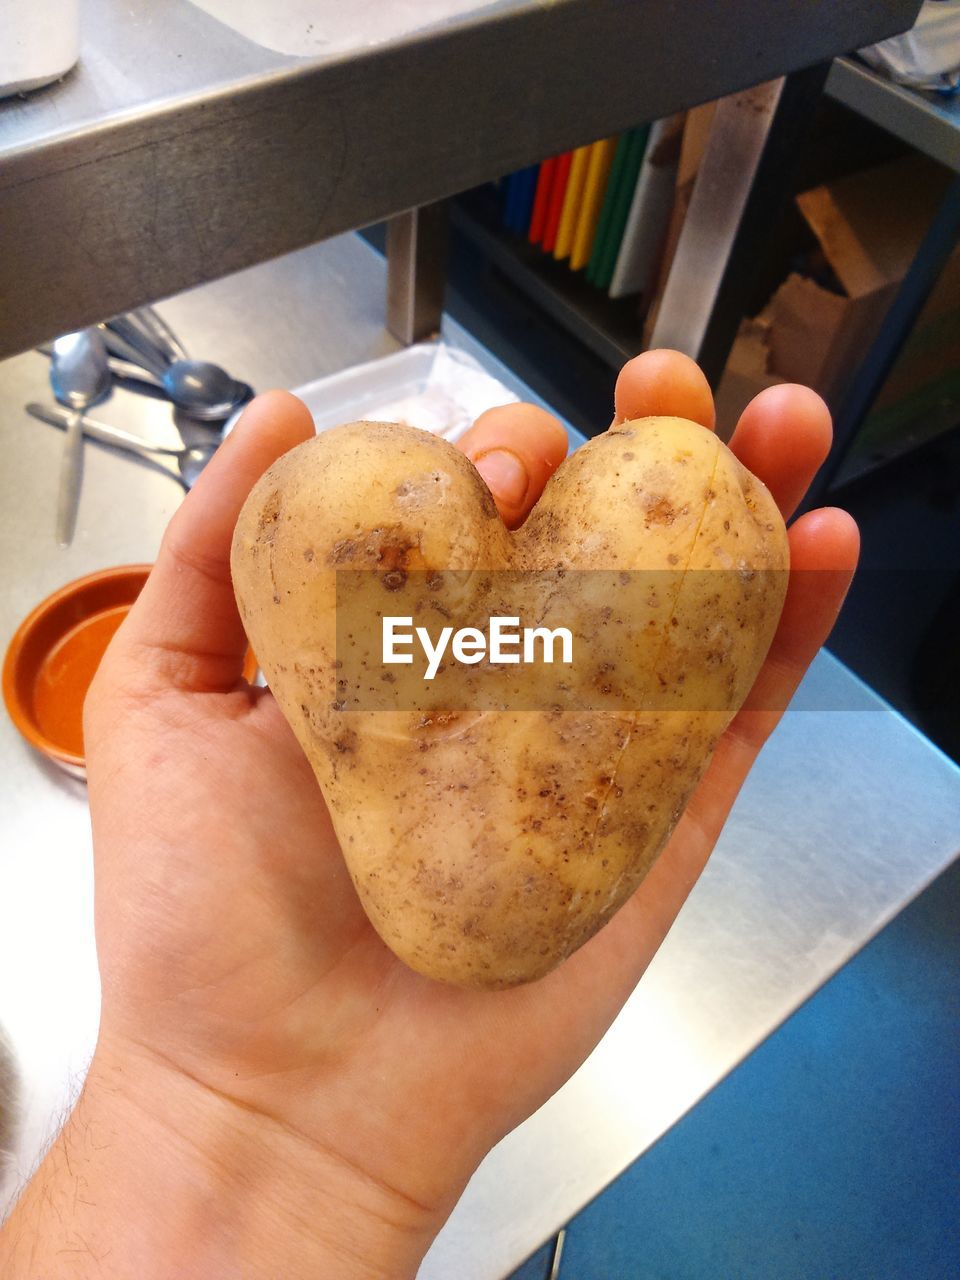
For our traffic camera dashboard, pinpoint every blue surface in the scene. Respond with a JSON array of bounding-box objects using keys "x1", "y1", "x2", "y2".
[{"x1": 509, "y1": 856, "x2": 960, "y2": 1280}]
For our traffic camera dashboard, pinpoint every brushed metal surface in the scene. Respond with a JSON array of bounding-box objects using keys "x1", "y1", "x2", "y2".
[
  {"x1": 0, "y1": 237, "x2": 956, "y2": 1280},
  {"x1": 0, "y1": 0, "x2": 922, "y2": 357}
]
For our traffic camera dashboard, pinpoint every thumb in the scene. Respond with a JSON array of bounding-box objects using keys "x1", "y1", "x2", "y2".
[
  {"x1": 457, "y1": 403, "x2": 568, "y2": 529},
  {"x1": 107, "y1": 390, "x2": 314, "y2": 694}
]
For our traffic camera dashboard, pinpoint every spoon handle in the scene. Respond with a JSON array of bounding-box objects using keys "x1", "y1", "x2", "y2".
[
  {"x1": 98, "y1": 324, "x2": 168, "y2": 380},
  {"x1": 55, "y1": 409, "x2": 84, "y2": 546},
  {"x1": 27, "y1": 403, "x2": 182, "y2": 459},
  {"x1": 133, "y1": 306, "x2": 189, "y2": 364},
  {"x1": 38, "y1": 343, "x2": 165, "y2": 390},
  {"x1": 105, "y1": 357, "x2": 165, "y2": 389}
]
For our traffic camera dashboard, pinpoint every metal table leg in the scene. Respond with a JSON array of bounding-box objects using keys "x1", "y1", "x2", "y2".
[
  {"x1": 649, "y1": 63, "x2": 830, "y2": 410},
  {"x1": 386, "y1": 202, "x2": 449, "y2": 344}
]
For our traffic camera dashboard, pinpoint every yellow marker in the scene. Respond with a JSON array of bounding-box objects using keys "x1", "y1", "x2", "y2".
[
  {"x1": 553, "y1": 144, "x2": 591, "y2": 261},
  {"x1": 570, "y1": 137, "x2": 618, "y2": 271}
]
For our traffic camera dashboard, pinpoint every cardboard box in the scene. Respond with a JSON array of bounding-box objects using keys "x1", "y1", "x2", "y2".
[
  {"x1": 716, "y1": 153, "x2": 960, "y2": 456},
  {"x1": 714, "y1": 315, "x2": 785, "y2": 439},
  {"x1": 762, "y1": 154, "x2": 959, "y2": 413}
]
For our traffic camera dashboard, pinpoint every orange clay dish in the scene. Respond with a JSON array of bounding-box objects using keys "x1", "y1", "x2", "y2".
[{"x1": 3, "y1": 565, "x2": 256, "y2": 779}]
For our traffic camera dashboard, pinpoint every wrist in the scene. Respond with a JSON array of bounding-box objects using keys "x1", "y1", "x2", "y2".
[{"x1": 1, "y1": 1037, "x2": 443, "y2": 1280}]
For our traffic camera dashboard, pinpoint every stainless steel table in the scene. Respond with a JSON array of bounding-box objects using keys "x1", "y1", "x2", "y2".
[
  {"x1": 1, "y1": 236, "x2": 958, "y2": 1279},
  {"x1": 0, "y1": 0, "x2": 922, "y2": 357}
]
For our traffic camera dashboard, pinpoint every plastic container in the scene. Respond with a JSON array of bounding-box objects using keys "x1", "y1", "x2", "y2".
[
  {"x1": 1, "y1": 0, "x2": 80, "y2": 99},
  {"x1": 3, "y1": 565, "x2": 256, "y2": 778}
]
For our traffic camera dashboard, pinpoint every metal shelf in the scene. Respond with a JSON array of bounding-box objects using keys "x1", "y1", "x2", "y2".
[
  {"x1": 450, "y1": 201, "x2": 642, "y2": 370},
  {"x1": 809, "y1": 57, "x2": 960, "y2": 504},
  {"x1": 831, "y1": 386, "x2": 960, "y2": 489},
  {"x1": 0, "y1": 0, "x2": 921, "y2": 358},
  {"x1": 827, "y1": 56, "x2": 960, "y2": 172}
]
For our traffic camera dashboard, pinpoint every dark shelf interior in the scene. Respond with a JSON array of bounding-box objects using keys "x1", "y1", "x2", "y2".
[{"x1": 450, "y1": 191, "x2": 646, "y2": 371}]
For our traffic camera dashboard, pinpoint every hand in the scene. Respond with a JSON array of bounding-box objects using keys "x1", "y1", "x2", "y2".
[{"x1": 0, "y1": 352, "x2": 858, "y2": 1279}]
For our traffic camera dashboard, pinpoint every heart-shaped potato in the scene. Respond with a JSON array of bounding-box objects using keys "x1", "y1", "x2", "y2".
[{"x1": 231, "y1": 416, "x2": 788, "y2": 988}]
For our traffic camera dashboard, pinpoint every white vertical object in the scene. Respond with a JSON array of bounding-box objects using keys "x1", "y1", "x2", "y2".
[
  {"x1": 1, "y1": 0, "x2": 80, "y2": 99},
  {"x1": 608, "y1": 116, "x2": 683, "y2": 301},
  {"x1": 649, "y1": 81, "x2": 784, "y2": 362}
]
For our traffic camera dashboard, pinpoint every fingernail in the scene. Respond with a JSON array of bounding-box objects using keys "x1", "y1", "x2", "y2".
[{"x1": 474, "y1": 450, "x2": 528, "y2": 506}]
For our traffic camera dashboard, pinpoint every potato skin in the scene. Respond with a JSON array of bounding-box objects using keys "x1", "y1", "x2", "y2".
[{"x1": 231, "y1": 417, "x2": 788, "y2": 988}]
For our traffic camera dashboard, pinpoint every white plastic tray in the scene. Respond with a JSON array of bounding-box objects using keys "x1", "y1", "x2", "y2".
[
  {"x1": 185, "y1": 0, "x2": 504, "y2": 58},
  {"x1": 291, "y1": 342, "x2": 520, "y2": 442}
]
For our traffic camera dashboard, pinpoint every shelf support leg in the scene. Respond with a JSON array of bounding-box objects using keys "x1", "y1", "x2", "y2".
[
  {"x1": 649, "y1": 63, "x2": 830, "y2": 414},
  {"x1": 386, "y1": 202, "x2": 448, "y2": 344}
]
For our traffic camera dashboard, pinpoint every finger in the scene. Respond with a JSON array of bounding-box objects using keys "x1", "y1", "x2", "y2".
[
  {"x1": 613, "y1": 349, "x2": 715, "y2": 430},
  {"x1": 730, "y1": 506, "x2": 860, "y2": 747},
  {"x1": 114, "y1": 391, "x2": 315, "y2": 691},
  {"x1": 511, "y1": 508, "x2": 859, "y2": 1046},
  {"x1": 628, "y1": 508, "x2": 859, "y2": 943},
  {"x1": 728, "y1": 384, "x2": 832, "y2": 520},
  {"x1": 458, "y1": 403, "x2": 569, "y2": 529},
  {"x1": 607, "y1": 505, "x2": 860, "y2": 978}
]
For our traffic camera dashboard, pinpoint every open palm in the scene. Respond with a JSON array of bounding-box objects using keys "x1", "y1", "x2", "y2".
[{"x1": 81, "y1": 350, "x2": 858, "y2": 1272}]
